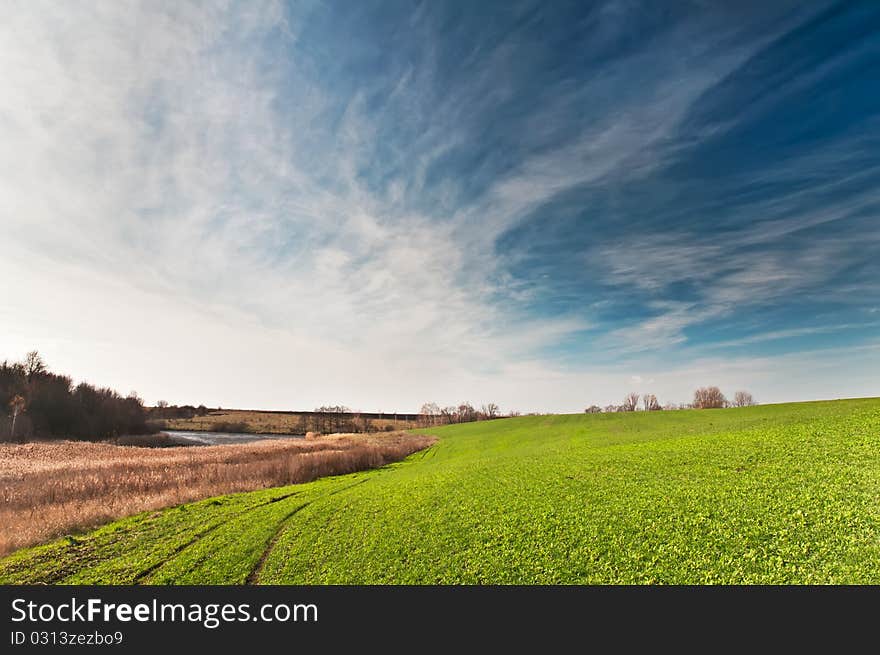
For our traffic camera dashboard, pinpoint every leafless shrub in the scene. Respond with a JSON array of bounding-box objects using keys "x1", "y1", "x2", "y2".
[
  {"x1": 621, "y1": 393, "x2": 640, "y2": 412},
  {"x1": 427, "y1": 401, "x2": 503, "y2": 425},
  {"x1": 693, "y1": 386, "x2": 727, "y2": 409},
  {"x1": 642, "y1": 394, "x2": 662, "y2": 411},
  {"x1": 480, "y1": 403, "x2": 500, "y2": 419},
  {"x1": 210, "y1": 421, "x2": 249, "y2": 433},
  {"x1": 733, "y1": 390, "x2": 756, "y2": 407}
]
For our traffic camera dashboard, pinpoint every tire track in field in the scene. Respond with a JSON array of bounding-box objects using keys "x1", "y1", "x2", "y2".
[
  {"x1": 129, "y1": 489, "x2": 303, "y2": 584},
  {"x1": 416, "y1": 443, "x2": 438, "y2": 460},
  {"x1": 247, "y1": 443, "x2": 441, "y2": 584},
  {"x1": 39, "y1": 442, "x2": 432, "y2": 584},
  {"x1": 8, "y1": 493, "x2": 280, "y2": 586},
  {"x1": 246, "y1": 479, "x2": 370, "y2": 585}
]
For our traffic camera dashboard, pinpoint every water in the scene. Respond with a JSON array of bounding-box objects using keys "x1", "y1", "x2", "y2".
[{"x1": 163, "y1": 430, "x2": 304, "y2": 446}]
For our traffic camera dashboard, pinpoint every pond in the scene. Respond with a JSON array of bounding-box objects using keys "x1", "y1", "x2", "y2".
[{"x1": 163, "y1": 430, "x2": 304, "y2": 446}]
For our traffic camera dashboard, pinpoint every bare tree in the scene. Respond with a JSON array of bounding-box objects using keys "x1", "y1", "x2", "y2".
[
  {"x1": 315, "y1": 405, "x2": 350, "y2": 413},
  {"x1": 9, "y1": 395, "x2": 25, "y2": 441},
  {"x1": 457, "y1": 402, "x2": 477, "y2": 423},
  {"x1": 480, "y1": 403, "x2": 500, "y2": 420},
  {"x1": 584, "y1": 405, "x2": 602, "y2": 414},
  {"x1": 604, "y1": 404, "x2": 620, "y2": 413},
  {"x1": 440, "y1": 406, "x2": 457, "y2": 425},
  {"x1": 733, "y1": 391, "x2": 756, "y2": 407},
  {"x1": 621, "y1": 392, "x2": 640, "y2": 412},
  {"x1": 419, "y1": 402, "x2": 440, "y2": 426},
  {"x1": 642, "y1": 394, "x2": 661, "y2": 411},
  {"x1": 693, "y1": 386, "x2": 727, "y2": 409},
  {"x1": 23, "y1": 351, "x2": 46, "y2": 379},
  {"x1": 313, "y1": 405, "x2": 351, "y2": 432},
  {"x1": 154, "y1": 399, "x2": 169, "y2": 419}
]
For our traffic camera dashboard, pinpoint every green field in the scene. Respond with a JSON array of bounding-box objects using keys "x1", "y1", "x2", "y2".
[{"x1": 2, "y1": 398, "x2": 879, "y2": 584}]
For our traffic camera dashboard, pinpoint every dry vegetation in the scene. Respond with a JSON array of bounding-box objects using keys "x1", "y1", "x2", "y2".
[
  {"x1": 0, "y1": 432, "x2": 435, "y2": 556},
  {"x1": 160, "y1": 409, "x2": 418, "y2": 434}
]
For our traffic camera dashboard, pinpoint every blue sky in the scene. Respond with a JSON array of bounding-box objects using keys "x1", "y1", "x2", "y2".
[{"x1": 1, "y1": 1, "x2": 878, "y2": 411}]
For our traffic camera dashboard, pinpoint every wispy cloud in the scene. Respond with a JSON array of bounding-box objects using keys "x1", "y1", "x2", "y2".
[
  {"x1": 707, "y1": 322, "x2": 880, "y2": 349},
  {"x1": 1, "y1": 1, "x2": 877, "y2": 410}
]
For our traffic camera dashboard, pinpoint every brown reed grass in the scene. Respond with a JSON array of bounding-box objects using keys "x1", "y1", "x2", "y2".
[{"x1": 0, "y1": 432, "x2": 435, "y2": 556}]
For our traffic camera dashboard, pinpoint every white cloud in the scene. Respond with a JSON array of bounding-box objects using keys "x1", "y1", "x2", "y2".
[
  {"x1": 1, "y1": 2, "x2": 874, "y2": 413},
  {"x1": 596, "y1": 228, "x2": 870, "y2": 354},
  {"x1": 0, "y1": 1, "x2": 588, "y2": 410}
]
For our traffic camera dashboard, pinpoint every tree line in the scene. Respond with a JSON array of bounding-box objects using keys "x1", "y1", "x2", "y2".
[
  {"x1": 300, "y1": 406, "x2": 397, "y2": 434},
  {"x1": 300, "y1": 402, "x2": 508, "y2": 431},
  {"x1": 417, "y1": 402, "x2": 503, "y2": 426},
  {"x1": 151, "y1": 401, "x2": 212, "y2": 419},
  {"x1": 1, "y1": 349, "x2": 759, "y2": 443},
  {"x1": 150, "y1": 404, "x2": 420, "y2": 435},
  {"x1": 1, "y1": 351, "x2": 149, "y2": 442},
  {"x1": 585, "y1": 387, "x2": 756, "y2": 414}
]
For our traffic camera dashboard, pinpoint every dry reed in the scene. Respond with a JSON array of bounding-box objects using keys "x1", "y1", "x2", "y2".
[{"x1": 0, "y1": 432, "x2": 435, "y2": 556}]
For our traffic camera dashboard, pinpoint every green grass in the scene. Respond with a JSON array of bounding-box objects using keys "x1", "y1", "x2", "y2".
[{"x1": 3, "y1": 398, "x2": 879, "y2": 584}]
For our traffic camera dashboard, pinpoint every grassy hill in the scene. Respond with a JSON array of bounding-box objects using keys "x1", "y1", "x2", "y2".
[{"x1": 2, "y1": 398, "x2": 879, "y2": 584}]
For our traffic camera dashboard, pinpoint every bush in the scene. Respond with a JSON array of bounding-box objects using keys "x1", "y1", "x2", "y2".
[
  {"x1": 693, "y1": 386, "x2": 727, "y2": 409},
  {"x1": 209, "y1": 421, "x2": 249, "y2": 433}
]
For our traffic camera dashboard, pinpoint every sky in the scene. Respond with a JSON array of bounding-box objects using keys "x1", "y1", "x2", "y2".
[{"x1": 1, "y1": 0, "x2": 878, "y2": 413}]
